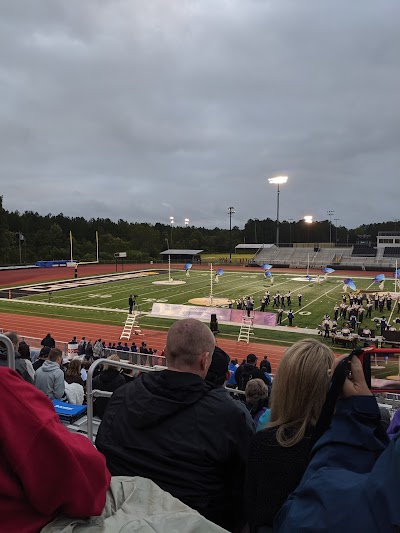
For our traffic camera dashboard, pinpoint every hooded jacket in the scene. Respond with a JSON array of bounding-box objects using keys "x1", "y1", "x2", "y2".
[
  {"x1": 35, "y1": 360, "x2": 65, "y2": 399},
  {"x1": 275, "y1": 396, "x2": 390, "y2": 532},
  {"x1": 0, "y1": 348, "x2": 33, "y2": 384},
  {"x1": 96, "y1": 369, "x2": 254, "y2": 531}
]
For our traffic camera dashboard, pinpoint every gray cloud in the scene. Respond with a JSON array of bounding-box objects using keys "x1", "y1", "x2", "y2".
[{"x1": 1, "y1": 0, "x2": 399, "y2": 231}]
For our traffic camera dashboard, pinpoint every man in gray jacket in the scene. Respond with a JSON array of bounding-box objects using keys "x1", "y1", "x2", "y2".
[
  {"x1": 0, "y1": 331, "x2": 33, "y2": 384},
  {"x1": 35, "y1": 347, "x2": 65, "y2": 399}
]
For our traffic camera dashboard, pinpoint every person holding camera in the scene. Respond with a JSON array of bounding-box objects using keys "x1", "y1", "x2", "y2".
[{"x1": 275, "y1": 355, "x2": 393, "y2": 532}]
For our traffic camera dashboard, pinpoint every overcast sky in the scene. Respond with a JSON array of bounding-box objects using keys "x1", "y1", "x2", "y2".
[{"x1": 1, "y1": 0, "x2": 399, "y2": 230}]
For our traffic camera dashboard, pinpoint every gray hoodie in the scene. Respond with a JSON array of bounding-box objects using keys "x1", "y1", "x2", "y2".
[{"x1": 35, "y1": 360, "x2": 65, "y2": 399}]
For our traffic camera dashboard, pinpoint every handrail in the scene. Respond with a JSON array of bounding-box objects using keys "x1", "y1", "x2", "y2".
[
  {"x1": 0, "y1": 334, "x2": 16, "y2": 371},
  {"x1": 86, "y1": 358, "x2": 156, "y2": 443}
]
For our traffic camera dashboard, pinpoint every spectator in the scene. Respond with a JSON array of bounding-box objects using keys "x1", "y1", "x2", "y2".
[
  {"x1": 0, "y1": 331, "x2": 33, "y2": 384},
  {"x1": 260, "y1": 359, "x2": 273, "y2": 383},
  {"x1": 275, "y1": 355, "x2": 392, "y2": 532},
  {"x1": 33, "y1": 346, "x2": 50, "y2": 371},
  {"x1": 139, "y1": 341, "x2": 148, "y2": 365},
  {"x1": 18, "y1": 340, "x2": 35, "y2": 382},
  {"x1": 262, "y1": 355, "x2": 272, "y2": 374},
  {"x1": 0, "y1": 366, "x2": 110, "y2": 532},
  {"x1": 245, "y1": 339, "x2": 335, "y2": 530},
  {"x1": 18, "y1": 340, "x2": 30, "y2": 360},
  {"x1": 69, "y1": 336, "x2": 78, "y2": 344},
  {"x1": 205, "y1": 346, "x2": 230, "y2": 387},
  {"x1": 131, "y1": 342, "x2": 138, "y2": 353},
  {"x1": 245, "y1": 378, "x2": 269, "y2": 426},
  {"x1": 81, "y1": 359, "x2": 92, "y2": 381},
  {"x1": 235, "y1": 353, "x2": 271, "y2": 391},
  {"x1": 41, "y1": 333, "x2": 55, "y2": 349},
  {"x1": 226, "y1": 357, "x2": 238, "y2": 388},
  {"x1": 85, "y1": 339, "x2": 93, "y2": 360},
  {"x1": 92, "y1": 355, "x2": 126, "y2": 419},
  {"x1": 77, "y1": 337, "x2": 86, "y2": 356},
  {"x1": 30, "y1": 346, "x2": 41, "y2": 364},
  {"x1": 65, "y1": 358, "x2": 85, "y2": 387},
  {"x1": 35, "y1": 348, "x2": 66, "y2": 400},
  {"x1": 96, "y1": 318, "x2": 254, "y2": 531},
  {"x1": 93, "y1": 338, "x2": 103, "y2": 358}
]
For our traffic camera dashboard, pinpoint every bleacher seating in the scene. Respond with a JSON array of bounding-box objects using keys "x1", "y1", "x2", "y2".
[
  {"x1": 383, "y1": 247, "x2": 400, "y2": 258},
  {"x1": 352, "y1": 245, "x2": 376, "y2": 257}
]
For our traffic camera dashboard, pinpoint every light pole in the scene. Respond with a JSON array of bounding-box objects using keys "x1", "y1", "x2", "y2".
[
  {"x1": 169, "y1": 216, "x2": 174, "y2": 247},
  {"x1": 304, "y1": 215, "x2": 313, "y2": 246},
  {"x1": 268, "y1": 176, "x2": 288, "y2": 247},
  {"x1": 184, "y1": 218, "x2": 189, "y2": 227},
  {"x1": 228, "y1": 207, "x2": 235, "y2": 261},
  {"x1": 254, "y1": 218, "x2": 258, "y2": 243},
  {"x1": 165, "y1": 237, "x2": 172, "y2": 281},
  {"x1": 334, "y1": 218, "x2": 340, "y2": 245},
  {"x1": 288, "y1": 219, "x2": 294, "y2": 245},
  {"x1": 327, "y1": 210, "x2": 334, "y2": 245}
]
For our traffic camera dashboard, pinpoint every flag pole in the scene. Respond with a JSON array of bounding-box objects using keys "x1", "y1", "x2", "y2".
[
  {"x1": 70, "y1": 231, "x2": 73, "y2": 262},
  {"x1": 210, "y1": 262, "x2": 213, "y2": 305}
]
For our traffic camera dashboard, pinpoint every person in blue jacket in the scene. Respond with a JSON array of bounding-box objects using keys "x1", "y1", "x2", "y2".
[
  {"x1": 275, "y1": 355, "x2": 392, "y2": 532},
  {"x1": 226, "y1": 358, "x2": 238, "y2": 387}
]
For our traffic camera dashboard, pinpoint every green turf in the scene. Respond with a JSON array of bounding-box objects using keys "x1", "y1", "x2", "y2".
[{"x1": 2, "y1": 268, "x2": 399, "y2": 346}]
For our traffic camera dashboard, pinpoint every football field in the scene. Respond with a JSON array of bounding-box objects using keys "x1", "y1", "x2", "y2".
[{"x1": 13, "y1": 267, "x2": 400, "y2": 331}]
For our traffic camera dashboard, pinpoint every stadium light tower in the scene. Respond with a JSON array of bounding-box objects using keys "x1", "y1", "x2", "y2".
[
  {"x1": 327, "y1": 210, "x2": 334, "y2": 245},
  {"x1": 184, "y1": 218, "x2": 189, "y2": 227},
  {"x1": 268, "y1": 176, "x2": 288, "y2": 247},
  {"x1": 169, "y1": 216, "x2": 174, "y2": 247},
  {"x1": 304, "y1": 215, "x2": 313, "y2": 245},
  {"x1": 228, "y1": 207, "x2": 235, "y2": 261},
  {"x1": 334, "y1": 218, "x2": 340, "y2": 245},
  {"x1": 288, "y1": 219, "x2": 294, "y2": 245}
]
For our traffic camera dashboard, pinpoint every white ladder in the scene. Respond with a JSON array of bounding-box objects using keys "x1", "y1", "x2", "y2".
[
  {"x1": 237, "y1": 316, "x2": 254, "y2": 344},
  {"x1": 120, "y1": 311, "x2": 141, "y2": 340}
]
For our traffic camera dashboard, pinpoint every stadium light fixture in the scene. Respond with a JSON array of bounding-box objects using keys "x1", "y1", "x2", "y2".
[
  {"x1": 184, "y1": 218, "x2": 189, "y2": 227},
  {"x1": 304, "y1": 215, "x2": 313, "y2": 246},
  {"x1": 169, "y1": 217, "x2": 174, "y2": 247},
  {"x1": 268, "y1": 176, "x2": 288, "y2": 247}
]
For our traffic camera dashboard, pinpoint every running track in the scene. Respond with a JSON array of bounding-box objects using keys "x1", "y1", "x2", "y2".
[{"x1": 0, "y1": 312, "x2": 286, "y2": 369}]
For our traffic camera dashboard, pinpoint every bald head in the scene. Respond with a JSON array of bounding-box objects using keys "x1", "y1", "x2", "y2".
[{"x1": 166, "y1": 319, "x2": 216, "y2": 376}]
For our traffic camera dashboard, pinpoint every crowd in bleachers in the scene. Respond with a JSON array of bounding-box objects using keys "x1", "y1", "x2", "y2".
[{"x1": 1, "y1": 319, "x2": 400, "y2": 532}]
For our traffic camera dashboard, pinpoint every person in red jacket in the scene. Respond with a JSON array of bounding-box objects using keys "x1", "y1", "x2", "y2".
[{"x1": 0, "y1": 367, "x2": 111, "y2": 533}]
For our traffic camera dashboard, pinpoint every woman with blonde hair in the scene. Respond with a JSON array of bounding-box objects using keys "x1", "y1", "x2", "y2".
[{"x1": 244, "y1": 338, "x2": 335, "y2": 531}]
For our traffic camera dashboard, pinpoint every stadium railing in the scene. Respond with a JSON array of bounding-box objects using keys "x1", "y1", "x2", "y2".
[
  {"x1": 101, "y1": 348, "x2": 166, "y2": 367},
  {"x1": 20, "y1": 336, "x2": 68, "y2": 357},
  {"x1": 0, "y1": 333, "x2": 16, "y2": 370}
]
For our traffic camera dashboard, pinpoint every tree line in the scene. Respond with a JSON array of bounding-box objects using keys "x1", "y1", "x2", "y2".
[{"x1": 0, "y1": 196, "x2": 398, "y2": 265}]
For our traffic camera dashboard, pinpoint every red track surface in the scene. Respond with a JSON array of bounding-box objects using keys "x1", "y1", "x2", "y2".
[
  {"x1": 0, "y1": 263, "x2": 377, "y2": 370},
  {"x1": 0, "y1": 312, "x2": 285, "y2": 369}
]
